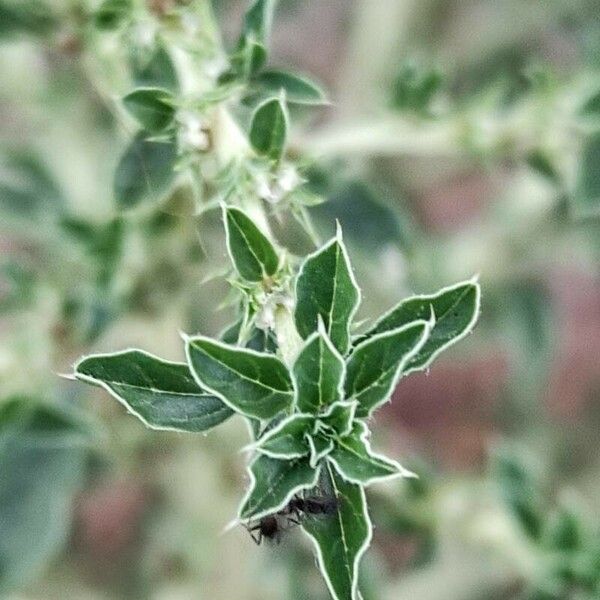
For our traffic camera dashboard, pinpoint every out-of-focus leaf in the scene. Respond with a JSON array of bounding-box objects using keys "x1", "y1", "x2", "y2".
[
  {"x1": 0, "y1": 398, "x2": 90, "y2": 594},
  {"x1": 492, "y1": 446, "x2": 545, "y2": 540},
  {"x1": 0, "y1": 153, "x2": 63, "y2": 216},
  {"x1": 391, "y1": 62, "x2": 442, "y2": 115},
  {"x1": 0, "y1": 1, "x2": 55, "y2": 38},
  {"x1": 573, "y1": 132, "x2": 600, "y2": 218},
  {"x1": 75, "y1": 350, "x2": 233, "y2": 432},
  {"x1": 0, "y1": 262, "x2": 35, "y2": 312},
  {"x1": 113, "y1": 133, "x2": 177, "y2": 209},
  {"x1": 93, "y1": 0, "x2": 132, "y2": 30},
  {"x1": 122, "y1": 88, "x2": 176, "y2": 132},
  {"x1": 255, "y1": 69, "x2": 328, "y2": 105},
  {"x1": 310, "y1": 181, "x2": 414, "y2": 253},
  {"x1": 579, "y1": 88, "x2": 600, "y2": 120},
  {"x1": 526, "y1": 150, "x2": 560, "y2": 184},
  {"x1": 249, "y1": 95, "x2": 289, "y2": 161},
  {"x1": 242, "y1": 0, "x2": 275, "y2": 44},
  {"x1": 131, "y1": 45, "x2": 178, "y2": 91}
]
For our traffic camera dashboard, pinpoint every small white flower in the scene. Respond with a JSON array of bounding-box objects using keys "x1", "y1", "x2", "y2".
[
  {"x1": 276, "y1": 165, "x2": 302, "y2": 193},
  {"x1": 254, "y1": 302, "x2": 275, "y2": 330},
  {"x1": 131, "y1": 19, "x2": 157, "y2": 50},
  {"x1": 254, "y1": 291, "x2": 294, "y2": 331},
  {"x1": 254, "y1": 172, "x2": 279, "y2": 204},
  {"x1": 177, "y1": 110, "x2": 210, "y2": 152}
]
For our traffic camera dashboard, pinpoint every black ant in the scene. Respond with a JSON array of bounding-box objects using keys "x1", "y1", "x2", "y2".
[
  {"x1": 284, "y1": 493, "x2": 340, "y2": 519},
  {"x1": 245, "y1": 491, "x2": 340, "y2": 545},
  {"x1": 244, "y1": 513, "x2": 300, "y2": 545}
]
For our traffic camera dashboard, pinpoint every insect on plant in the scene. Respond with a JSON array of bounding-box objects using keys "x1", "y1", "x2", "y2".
[
  {"x1": 69, "y1": 1, "x2": 482, "y2": 599},
  {"x1": 244, "y1": 514, "x2": 295, "y2": 546}
]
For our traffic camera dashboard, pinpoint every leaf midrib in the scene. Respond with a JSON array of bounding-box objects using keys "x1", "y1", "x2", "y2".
[{"x1": 191, "y1": 342, "x2": 292, "y2": 395}]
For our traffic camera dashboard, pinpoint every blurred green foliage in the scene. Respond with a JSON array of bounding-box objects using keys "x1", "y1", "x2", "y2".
[{"x1": 0, "y1": 0, "x2": 599, "y2": 598}]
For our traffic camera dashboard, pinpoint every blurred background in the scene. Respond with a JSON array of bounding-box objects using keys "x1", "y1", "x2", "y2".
[{"x1": 1, "y1": 1, "x2": 600, "y2": 598}]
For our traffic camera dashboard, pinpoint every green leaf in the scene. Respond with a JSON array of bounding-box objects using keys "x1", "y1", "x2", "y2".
[
  {"x1": 347, "y1": 320, "x2": 431, "y2": 418},
  {"x1": 223, "y1": 205, "x2": 279, "y2": 281},
  {"x1": 74, "y1": 350, "x2": 233, "y2": 432},
  {"x1": 358, "y1": 279, "x2": 480, "y2": 375},
  {"x1": 317, "y1": 400, "x2": 356, "y2": 437},
  {"x1": 113, "y1": 133, "x2": 177, "y2": 209},
  {"x1": 579, "y1": 88, "x2": 600, "y2": 119},
  {"x1": 249, "y1": 95, "x2": 289, "y2": 161},
  {"x1": 242, "y1": 0, "x2": 275, "y2": 45},
  {"x1": 391, "y1": 62, "x2": 443, "y2": 115},
  {"x1": 307, "y1": 433, "x2": 335, "y2": 468},
  {"x1": 0, "y1": 152, "x2": 63, "y2": 217},
  {"x1": 253, "y1": 413, "x2": 313, "y2": 458},
  {"x1": 0, "y1": 399, "x2": 89, "y2": 594},
  {"x1": 543, "y1": 504, "x2": 585, "y2": 552},
  {"x1": 94, "y1": 0, "x2": 131, "y2": 30},
  {"x1": 292, "y1": 324, "x2": 345, "y2": 413},
  {"x1": 492, "y1": 446, "x2": 545, "y2": 540},
  {"x1": 573, "y1": 132, "x2": 600, "y2": 218},
  {"x1": 302, "y1": 463, "x2": 371, "y2": 600},
  {"x1": 131, "y1": 45, "x2": 178, "y2": 91},
  {"x1": 526, "y1": 150, "x2": 560, "y2": 184},
  {"x1": 255, "y1": 69, "x2": 328, "y2": 105},
  {"x1": 185, "y1": 335, "x2": 293, "y2": 420},
  {"x1": 238, "y1": 454, "x2": 319, "y2": 521},
  {"x1": 329, "y1": 422, "x2": 415, "y2": 485},
  {"x1": 228, "y1": 39, "x2": 267, "y2": 80},
  {"x1": 295, "y1": 227, "x2": 361, "y2": 355},
  {"x1": 122, "y1": 88, "x2": 176, "y2": 132},
  {"x1": 0, "y1": 1, "x2": 55, "y2": 38}
]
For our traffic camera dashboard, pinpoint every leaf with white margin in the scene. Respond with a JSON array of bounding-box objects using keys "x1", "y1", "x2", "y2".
[
  {"x1": 223, "y1": 205, "x2": 279, "y2": 282},
  {"x1": 253, "y1": 413, "x2": 313, "y2": 458},
  {"x1": 238, "y1": 454, "x2": 320, "y2": 521},
  {"x1": 74, "y1": 350, "x2": 233, "y2": 432},
  {"x1": 357, "y1": 278, "x2": 480, "y2": 375},
  {"x1": 317, "y1": 400, "x2": 356, "y2": 437},
  {"x1": 307, "y1": 433, "x2": 334, "y2": 468},
  {"x1": 292, "y1": 322, "x2": 345, "y2": 413},
  {"x1": 346, "y1": 319, "x2": 432, "y2": 418},
  {"x1": 185, "y1": 335, "x2": 293, "y2": 420},
  {"x1": 255, "y1": 69, "x2": 329, "y2": 105},
  {"x1": 249, "y1": 94, "x2": 289, "y2": 161},
  {"x1": 328, "y1": 422, "x2": 415, "y2": 485},
  {"x1": 302, "y1": 463, "x2": 371, "y2": 600},
  {"x1": 295, "y1": 225, "x2": 360, "y2": 355}
]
